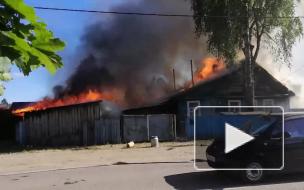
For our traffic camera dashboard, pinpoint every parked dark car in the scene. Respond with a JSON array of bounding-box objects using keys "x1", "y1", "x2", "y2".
[{"x1": 206, "y1": 114, "x2": 304, "y2": 183}]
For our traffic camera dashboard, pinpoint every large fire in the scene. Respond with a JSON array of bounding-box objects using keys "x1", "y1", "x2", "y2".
[
  {"x1": 193, "y1": 57, "x2": 226, "y2": 84},
  {"x1": 12, "y1": 89, "x2": 122, "y2": 116},
  {"x1": 184, "y1": 57, "x2": 226, "y2": 88},
  {"x1": 12, "y1": 57, "x2": 226, "y2": 116}
]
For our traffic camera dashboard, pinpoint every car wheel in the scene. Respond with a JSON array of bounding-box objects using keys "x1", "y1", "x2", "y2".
[{"x1": 241, "y1": 162, "x2": 264, "y2": 183}]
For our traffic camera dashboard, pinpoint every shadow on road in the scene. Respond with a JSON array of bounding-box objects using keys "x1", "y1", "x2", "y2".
[
  {"x1": 112, "y1": 161, "x2": 191, "y2": 165},
  {"x1": 164, "y1": 171, "x2": 304, "y2": 189}
]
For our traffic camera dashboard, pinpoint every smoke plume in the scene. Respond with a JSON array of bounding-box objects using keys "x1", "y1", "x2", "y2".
[
  {"x1": 53, "y1": 0, "x2": 207, "y2": 107},
  {"x1": 257, "y1": 1, "x2": 304, "y2": 109}
]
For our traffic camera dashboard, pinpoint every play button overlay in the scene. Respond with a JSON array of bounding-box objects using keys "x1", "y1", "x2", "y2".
[
  {"x1": 193, "y1": 106, "x2": 284, "y2": 171},
  {"x1": 225, "y1": 123, "x2": 254, "y2": 154}
]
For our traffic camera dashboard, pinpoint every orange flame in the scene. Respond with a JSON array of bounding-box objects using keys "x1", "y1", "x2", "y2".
[
  {"x1": 184, "y1": 57, "x2": 226, "y2": 89},
  {"x1": 194, "y1": 57, "x2": 226, "y2": 83},
  {"x1": 12, "y1": 89, "x2": 122, "y2": 116}
]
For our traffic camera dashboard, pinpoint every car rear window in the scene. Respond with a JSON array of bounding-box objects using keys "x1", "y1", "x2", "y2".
[{"x1": 285, "y1": 118, "x2": 304, "y2": 138}]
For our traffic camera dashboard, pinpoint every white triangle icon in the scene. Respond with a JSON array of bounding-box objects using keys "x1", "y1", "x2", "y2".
[{"x1": 225, "y1": 123, "x2": 255, "y2": 154}]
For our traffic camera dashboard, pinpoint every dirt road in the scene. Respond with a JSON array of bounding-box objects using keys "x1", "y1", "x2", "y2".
[{"x1": 0, "y1": 142, "x2": 194, "y2": 175}]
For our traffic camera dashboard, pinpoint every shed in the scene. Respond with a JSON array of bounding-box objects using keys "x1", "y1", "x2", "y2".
[{"x1": 17, "y1": 101, "x2": 121, "y2": 146}]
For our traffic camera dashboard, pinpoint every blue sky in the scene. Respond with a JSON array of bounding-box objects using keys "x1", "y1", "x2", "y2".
[{"x1": 2, "y1": 0, "x2": 126, "y2": 103}]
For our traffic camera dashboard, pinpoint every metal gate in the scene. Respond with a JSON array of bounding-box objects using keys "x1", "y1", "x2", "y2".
[
  {"x1": 123, "y1": 114, "x2": 176, "y2": 142},
  {"x1": 94, "y1": 118, "x2": 121, "y2": 144}
]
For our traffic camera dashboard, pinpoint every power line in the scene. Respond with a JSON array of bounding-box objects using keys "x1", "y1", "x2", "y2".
[
  {"x1": 34, "y1": 6, "x2": 193, "y2": 17},
  {"x1": 34, "y1": 6, "x2": 304, "y2": 19}
]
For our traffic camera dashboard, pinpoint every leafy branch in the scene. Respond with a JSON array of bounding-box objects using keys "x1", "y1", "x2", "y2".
[{"x1": 0, "y1": 0, "x2": 65, "y2": 95}]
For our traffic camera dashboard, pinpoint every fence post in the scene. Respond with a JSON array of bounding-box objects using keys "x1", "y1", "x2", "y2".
[
  {"x1": 120, "y1": 115, "x2": 124, "y2": 143},
  {"x1": 94, "y1": 120, "x2": 97, "y2": 145},
  {"x1": 174, "y1": 114, "x2": 177, "y2": 140},
  {"x1": 147, "y1": 115, "x2": 150, "y2": 141},
  {"x1": 83, "y1": 122, "x2": 87, "y2": 146}
]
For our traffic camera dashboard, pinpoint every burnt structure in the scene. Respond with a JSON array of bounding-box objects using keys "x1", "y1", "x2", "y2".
[{"x1": 124, "y1": 64, "x2": 294, "y2": 137}]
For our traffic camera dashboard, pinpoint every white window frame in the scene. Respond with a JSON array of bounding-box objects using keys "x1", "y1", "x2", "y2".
[
  {"x1": 187, "y1": 100, "x2": 200, "y2": 118},
  {"x1": 263, "y1": 99, "x2": 274, "y2": 106},
  {"x1": 228, "y1": 100, "x2": 242, "y2": 112},
  {"x1": 254, "y1": 99, "x2": 258, "y2": 106}
]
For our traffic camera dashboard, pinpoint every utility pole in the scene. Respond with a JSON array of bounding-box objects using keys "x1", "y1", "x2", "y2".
[
  {"x1": 190, "y1": 60, "x2": 194, "y2": 86},
  {"x1": 172, "y1": 68, "x2": 176, "y2": 90}
]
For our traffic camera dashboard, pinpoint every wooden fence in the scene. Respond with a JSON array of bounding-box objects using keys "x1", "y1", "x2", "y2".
[
  {"x1": 19, "y1": 101, "x2": 120, "y2": 146},
  {"x1": 17, "y1": 102, "x2": 175, "y2": 146}
]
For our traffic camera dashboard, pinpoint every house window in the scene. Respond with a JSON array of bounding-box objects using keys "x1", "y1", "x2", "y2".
[
  {"x1": 254, "y1": 99, "x2": 258, "y2": 106},
  {"x1": 228, "y1": 100, "x2": 241, "y2": 112},
  {"x1": 187, "y1": 101, "x2": 200, "y2": 119},
  {"x1": 263, "y1": 99, "x2": 274, "y2": 106}
]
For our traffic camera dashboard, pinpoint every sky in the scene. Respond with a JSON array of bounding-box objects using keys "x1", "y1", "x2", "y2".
[
  {"x1": 2, "y1": 0, "x2": 126, "y2": 102},
  {"x1": 1, "y1": 0, "x2": 304, "y2": 107}
]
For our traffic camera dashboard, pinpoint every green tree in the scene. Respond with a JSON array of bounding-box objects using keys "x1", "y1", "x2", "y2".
[
  {"x1": 0, "y1": 0, "x2": 65, "y2": 95},
  {"x1": 0, "y1": 57, "x2": 11, "y2": 95},
  {"x1": 191, "y1": 0, "x2": 303, "y2": 105}
]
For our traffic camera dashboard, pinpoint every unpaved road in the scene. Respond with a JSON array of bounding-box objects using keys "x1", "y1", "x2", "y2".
[
  {"x1": 0, "y1": 142, "x2": 194, "y2": 175},
  {"x1": 1, "y1": 162, "x2": 304, "y2": 190}
]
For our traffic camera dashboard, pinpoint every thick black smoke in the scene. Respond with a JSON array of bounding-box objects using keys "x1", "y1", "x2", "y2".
[{"x1": 54, "y1": 0, "x2": 206, "y2": 107}]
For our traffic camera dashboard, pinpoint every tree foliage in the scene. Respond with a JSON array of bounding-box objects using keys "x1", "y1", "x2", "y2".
[
  {"x1": 191, "y1": 0, "x2": 303, "y2": 66},
  {"x1": 0, "y1": 0, "x2": 65, "y2": 95},
  {"x1": 0, "y1": 57, "x2": 11, "y2": 94}
]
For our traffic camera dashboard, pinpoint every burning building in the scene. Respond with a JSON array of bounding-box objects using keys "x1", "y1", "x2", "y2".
[
  {"x1": 8, "y1": 0, "x2": 205, "y2": 146},
  {"x1": 12, "y1": 90, "x2": 123, "y2": 146},
  {"x1": 15, "y1": 100, "x2": 121, "y2": 146},
  {"x1": 6, "y1": 0, "x2": 296, "y2": 144},
  {"x1": 11, "y1": 56, "x2": 295, "y2": 144},
  {"x1": 124, "y1": 63, "x2": 294, "y2": 138},
  {"x1": 12, "y1": 89, "x2": 121, "y2": 116},
  {"x1": 45, "y1": 0, "x2": 207, "y2": 109}
]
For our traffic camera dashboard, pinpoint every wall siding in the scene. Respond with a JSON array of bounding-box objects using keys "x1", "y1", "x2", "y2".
[
  {"x1": 177, "y1": 97, "x2": 290, "y2": 139},
  {"x1": 20, "y1": 102, "x2": 120, "y2": 146}
]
